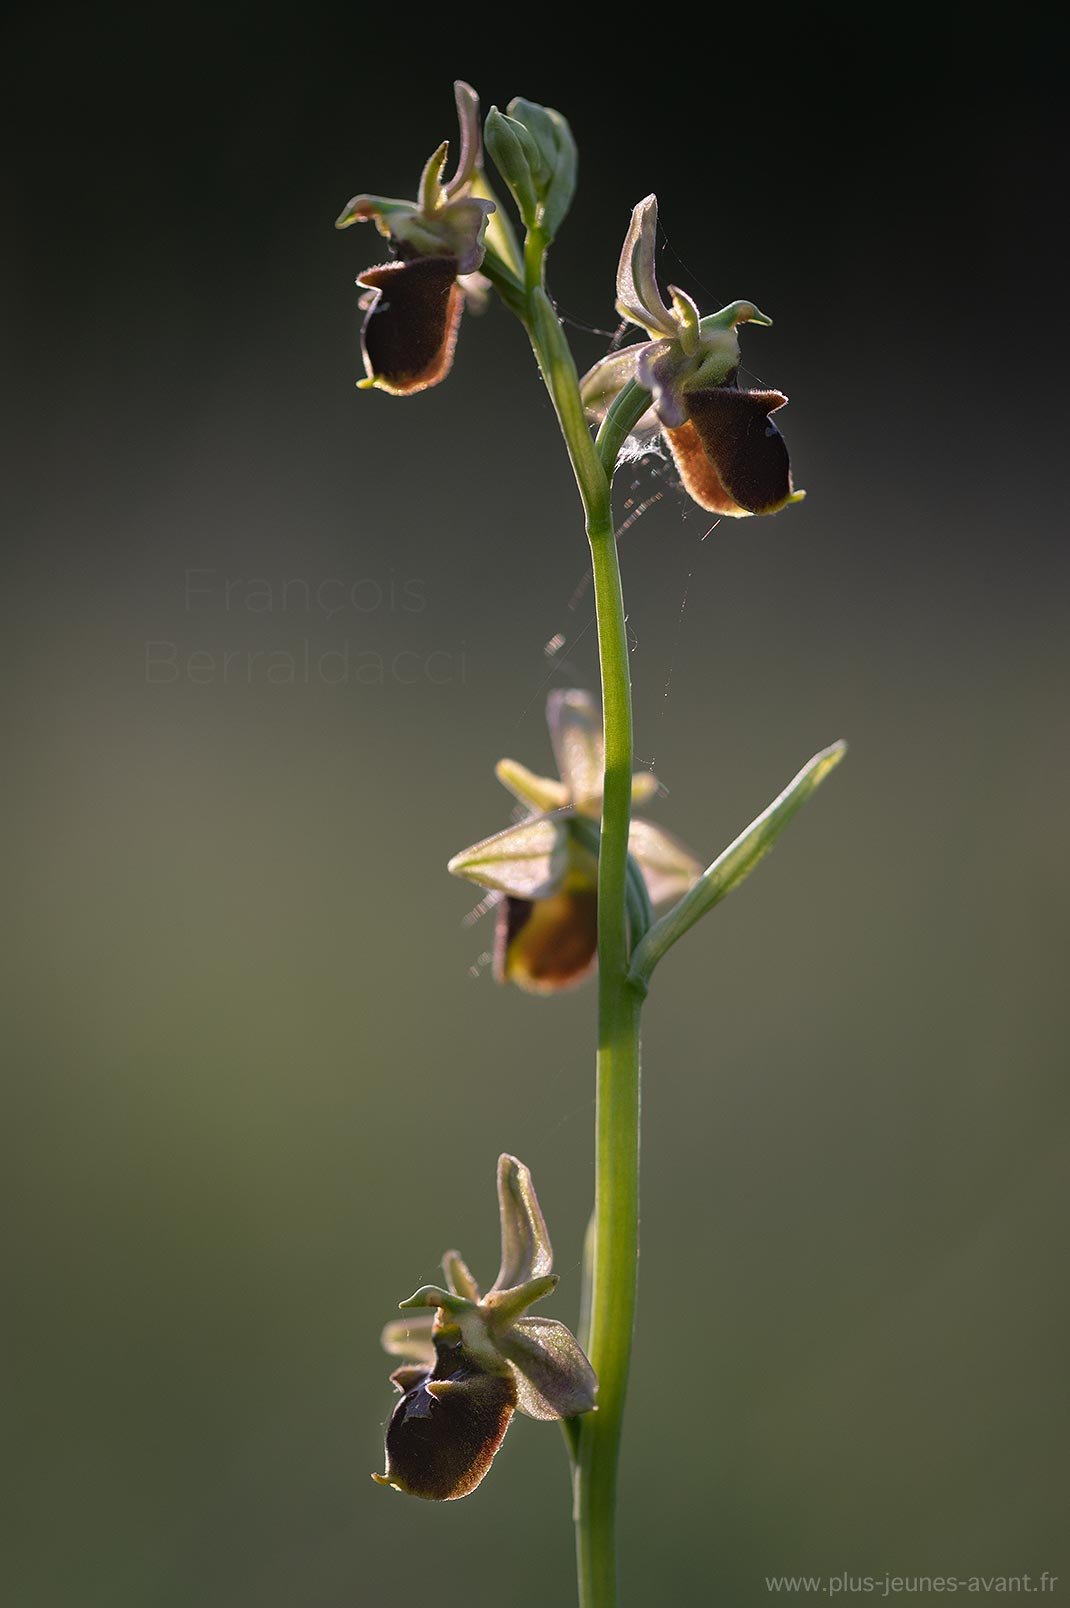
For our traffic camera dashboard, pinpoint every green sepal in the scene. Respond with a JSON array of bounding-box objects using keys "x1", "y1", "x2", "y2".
[
  {"x1": 491, "y1": 1154, "x2": 554, "y2": 1291},
  {"x1": 628, "y1": 740, "x2": 847, "y2": 989},
  {"x1": 498, "y1": 1315, "x2": 598, "y2": 1419},
  {"x1": 447, "y1": 812, "x2": 568, "y2": 900}
]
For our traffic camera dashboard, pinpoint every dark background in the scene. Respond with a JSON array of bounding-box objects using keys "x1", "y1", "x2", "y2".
[{"x1": 5, "y1": 6, "x2": 1068, "y2": 1606}]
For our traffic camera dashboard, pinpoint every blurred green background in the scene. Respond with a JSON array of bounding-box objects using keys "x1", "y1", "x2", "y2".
[{"x1": 5, "y1": 7, "x2": 1067, "y2": 1605}]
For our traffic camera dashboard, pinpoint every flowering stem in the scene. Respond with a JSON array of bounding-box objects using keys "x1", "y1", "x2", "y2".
[{"x1": 519, "y1": 243, "x2": 644, "y2": 1608}]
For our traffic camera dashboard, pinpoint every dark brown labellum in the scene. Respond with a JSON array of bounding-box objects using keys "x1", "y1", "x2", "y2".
[
  {"x1": 666, "y1": 388, "x2": 794, "y2": 516},
  {"x1": 382, "y1": 1336, "x2": 517, "y2": 1500},
  {"x1": 357, "y1": 256, "x2": 463, "y2": 395},
  {"x1": 495, "y1": 888, "x2": 599, "y2": 993}
]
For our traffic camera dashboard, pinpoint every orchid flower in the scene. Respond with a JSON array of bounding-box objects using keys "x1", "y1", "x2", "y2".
[
  {"x1": 448, "y1": 689, "x2": 701, "y2": 993},
  {"x1": 375, "y1": 1155, "x2": 596, "y2": 1500},
  {"x1": 335, "y1": 82, "x2": 498, "y2": 394},
  {"x1": 581, "y1": 195, "x2": 805, "y2": 517}
]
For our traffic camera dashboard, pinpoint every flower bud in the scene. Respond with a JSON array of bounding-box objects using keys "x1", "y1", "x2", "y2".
[{"x1": 485, "y1": 98, "x2": 577, "y2": 241}]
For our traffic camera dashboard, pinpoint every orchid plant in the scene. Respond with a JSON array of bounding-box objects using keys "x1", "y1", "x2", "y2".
[{"x1": 338, "y1": 82, "x2": 846, "y2": 1608}]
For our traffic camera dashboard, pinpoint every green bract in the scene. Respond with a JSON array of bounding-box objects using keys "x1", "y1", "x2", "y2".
[
  {"x1": 447, "y1": 690, "x2": 701, "y2": 993},
  {"x1": 582, "y1": 195, "x2": 805, "y2": 517},
  {"x1": 375, "y1": 1155, "x2": 596, "y2": 1500}
]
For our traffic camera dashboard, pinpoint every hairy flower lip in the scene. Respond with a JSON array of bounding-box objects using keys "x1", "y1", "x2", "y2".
[
  {"x1": 376, "y1": 1333, "x2": 517, "y2": 1501},
  {"x1": 666, "y1": 387, "x2": 798, "y2": 517},
  {"x1": 355, "y1": 256, "x2": 463, "y2": 395},
  {"x1": 496, "y1": 883, "x2": 599, "y2": 993}
]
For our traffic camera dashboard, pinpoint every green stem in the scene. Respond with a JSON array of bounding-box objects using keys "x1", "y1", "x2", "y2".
[{"x1": 519, "y1": 243, "x2": 645, "y2": 1608}]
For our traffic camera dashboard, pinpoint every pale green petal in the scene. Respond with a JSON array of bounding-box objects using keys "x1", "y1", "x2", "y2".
[{"x1": 495, "y1": 758, "x2": 569, "y2": 812}]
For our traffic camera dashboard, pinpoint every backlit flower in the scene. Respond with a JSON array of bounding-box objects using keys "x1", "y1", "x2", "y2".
[
  {"x1": 581, "y1": 195, "x2": 805, "y2": 517},
  {"x1": 335, "y1": 82, "x2": 495, "y2": 394},
  {"x1": 448, "y1": 689, "x2": 701, "y2": 993},
  {"x1": 375, "y1": 1154, "x2": 596, "y2": 1500}
]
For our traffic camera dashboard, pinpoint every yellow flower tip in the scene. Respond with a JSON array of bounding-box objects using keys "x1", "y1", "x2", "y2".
[
  {"x1": 788, "y1": 488, "x2": 806, "y2": 503},
  {"x1": 371, "y1": 1471, "x2": 397, "y2": 1489},
  {"x1": 355, "y1": 376, "x2": 376, "y2": 390}
]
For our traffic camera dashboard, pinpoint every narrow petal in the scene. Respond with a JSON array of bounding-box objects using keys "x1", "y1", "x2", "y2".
[
  {"x1": 499, "y1": 1315, "x2": 598, "y2": 1420},
  {"x1": 494, "y1": 888, "x2": 598, "y2": 993},
  {"x1": 482, "y1": 1273, "x2": 558, "y2": 1330},
  {"x1": 547, "y1": 688, "x2": 604, "y2": 811},
  {"x1": 628, "y1": 818, "x2": 703, "y2": 905},
  {"x1": 447, "y1": 813, "x2": 569, "y2": 899},
  {"x1": 491, "y1": 1154, "x2": 554, "y2": 1291},
  {"x1": 443, "y1": 1250, "x2": 481, "y2": 1302},
  {"x1": 334, "y1": 193, "x2": 415, "y2": 233},
  {"x1": 494, "y1": 758, "x2": 569, "y2": 812},
  {"x1": 667, "y1": 284, "x2": 702, "y2": 355},
  {"x1": 356, "y1": 257, "x2": 463, "y2": 395},
  {"x1": 381, "y1": 1312, "x2": 436, "y2": 1367},
  {"x1": 417, "y1": 139, "x2": 450, "y2": 216},
  {"x1": 674, "y1": 388, "x2": 797, "y2": 516}
]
